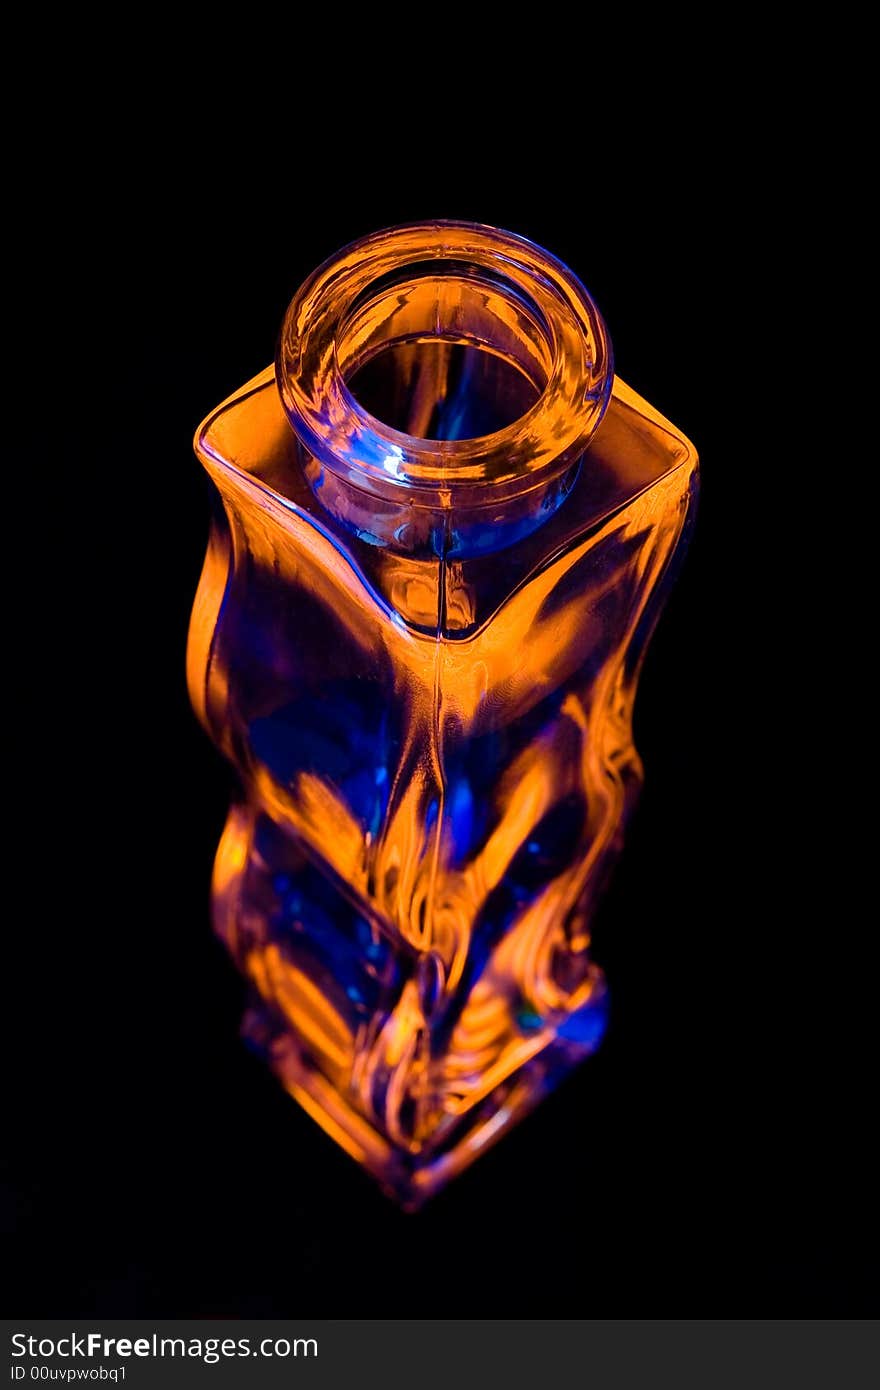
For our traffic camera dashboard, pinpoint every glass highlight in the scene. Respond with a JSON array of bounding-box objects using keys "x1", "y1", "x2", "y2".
[{"x1": 187, "y1": 223, "x2": 698, "y2": 1206}]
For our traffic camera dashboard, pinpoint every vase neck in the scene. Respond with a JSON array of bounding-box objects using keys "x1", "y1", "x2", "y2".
[{"x1": 276, "y1": 222, "x2": 613, "y2": 557}]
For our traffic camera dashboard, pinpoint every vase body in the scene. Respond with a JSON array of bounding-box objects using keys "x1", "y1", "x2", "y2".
[{"x1": 187, "y1": 223, "x2": 697, "y2": 1206}]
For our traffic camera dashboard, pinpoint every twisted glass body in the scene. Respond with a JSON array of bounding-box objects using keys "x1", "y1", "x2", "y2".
[{"x1": 188, "y1": 224, "x2": 698, "y2": 1205}]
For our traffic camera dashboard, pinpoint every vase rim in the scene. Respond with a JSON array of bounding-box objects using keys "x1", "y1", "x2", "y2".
[{"x1": 276, "y1": 221, "x2": 613, "y2": 503}]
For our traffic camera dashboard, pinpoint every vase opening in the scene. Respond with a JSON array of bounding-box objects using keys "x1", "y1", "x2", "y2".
[{"x1": 340, "y1": 260, "x2": 548, "y2": 443}]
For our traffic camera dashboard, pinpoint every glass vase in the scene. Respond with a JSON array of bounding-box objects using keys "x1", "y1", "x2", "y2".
[{"x1": 187, "y1": 222, "x2": 698, "y2": 1206}]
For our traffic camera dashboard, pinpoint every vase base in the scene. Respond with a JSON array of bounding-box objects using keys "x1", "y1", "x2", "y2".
[{"x1": 242, "y1": 983, "x2": 607, "y2": 1210}]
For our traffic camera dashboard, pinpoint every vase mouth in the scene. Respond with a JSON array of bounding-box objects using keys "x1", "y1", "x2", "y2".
[{"x1": 276, "y1": 221, "x2": 613, "y2": 503}]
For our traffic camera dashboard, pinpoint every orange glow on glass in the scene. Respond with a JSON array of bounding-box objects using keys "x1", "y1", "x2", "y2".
[{"x1": 188, "y1": 223, "x2": 698, "y2": 1206}]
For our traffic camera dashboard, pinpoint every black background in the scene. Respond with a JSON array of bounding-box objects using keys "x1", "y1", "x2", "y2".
[{"x1": 6, "y1": 125, "x2": 874, "y2": 1317}]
